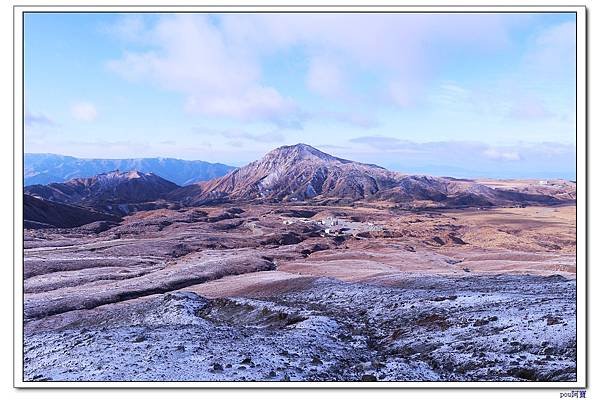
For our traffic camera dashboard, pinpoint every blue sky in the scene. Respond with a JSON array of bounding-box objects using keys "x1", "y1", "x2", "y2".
[{"x1": 24, "y1": 12, "x2": 576, "y2": 179}]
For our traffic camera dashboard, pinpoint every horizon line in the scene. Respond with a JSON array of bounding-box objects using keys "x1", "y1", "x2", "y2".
[{"x1": 24, "y1": 150, "x2": 575, "y2": 182}]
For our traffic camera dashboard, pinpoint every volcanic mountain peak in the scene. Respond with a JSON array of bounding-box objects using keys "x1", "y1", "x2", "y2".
[
  {"x1": 264, "y1": 143, "x2": 347, "y2": 164},
  {"x1": 261, "y1": 144, "x2": 387, "y2": 171},
  {"x1": 170, "y1": 144, "x2": 400, "y2": 204}
]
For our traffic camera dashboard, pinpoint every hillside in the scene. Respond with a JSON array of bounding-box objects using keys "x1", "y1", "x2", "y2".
[{"x1": 25, "y1": 170, "x2": 179, "y2": 215}]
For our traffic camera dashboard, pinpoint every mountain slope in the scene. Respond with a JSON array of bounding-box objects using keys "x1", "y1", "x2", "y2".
[
  {"x1": 170, "y1": 144, "x2": 565, "y2": 208},
  {"x1": 171, "y1": 144, "x2": 401, "y2": 204},
  {"x1": 24, "y1": 194, "x2": 121, "y2": 229},
  {"x1": 25, "y1": 170, "x2": 179, "y2": 215},
  {"x1": 24, "y1": 153, "x2": 235, "y2": 186}
]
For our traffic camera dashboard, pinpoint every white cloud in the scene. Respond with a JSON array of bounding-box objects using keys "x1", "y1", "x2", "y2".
[
  {"x1": 71, "y1": 102, "x2": 98, "y2": 122},
  {"x1": 184, "y1": 86, "x2": 300, "y2": 127},
  {"x1": 335, "y1": 137, "x2": 574, "y2": 178},
  {"x1": 108, "y1": 15, "x2": 299, "y2": 126},
  {"x1": 483, "y1": 148, "x2": 521, "y2": 161},
  {"x1": 388, "y1": 79, "x2": 424, "y2": 108},
  {"x1": 306, "y1": 57, "x2": 345, "y2": 98},
  {"x1": 107, "y1": 14, "x2": 528, "y2": 124},
  {"x1": 193, "y1": 126, "x2": 285, "y2": 143},
  {"x1": 253, "y1": 13, "x2": 522, "y2": 108},
  {"x1": 509, "y1": 97, "x2": 553, "y2": 120},
  {"x1": 433, "y1": 83, "x2": 471, "y2": 105},
  {"x1": 250, "y1": 13, "x2": 519, "y2": 71},
  {"x1": 311, "y1": 110, "x2": 379, "y2": 129},
  {"x1": 428, "y1": 80, "x2": 562, "y2": 125},
  {"x1": 350, "y1": 136, "x2": 415, "y2": 151},
  {"x1": 103, "y1": 15, "x2": 147, "y2": 42},
  {"x1": 510, "y1": 21, "x2": 575, "y2": 126},
  {"x1": 525, "y1": 21, "x2": 575, "y2": 79},
  {"x1": 349, "y1": 137, "x2": 530, "y2": 163},
  {"x1": 25, "y1": 110, "x2": 55, "y2": 127}
]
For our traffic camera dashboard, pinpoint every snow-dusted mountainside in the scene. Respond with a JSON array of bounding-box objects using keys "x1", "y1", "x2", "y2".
[
  {"x1": 24, "y1": 153, "x2": 235, "y2": 186},
  {"x1": 25, "y1": 170, "x2": 179, "y2": 215},
  {"x1": 25, "y1": 145, "x2": 571, "y2": 213},
  {"x1": 169, "y1": 144, "x2": 563, "y2": 207},
  {"x1": 171, "y1": 144, "x2": 399, "y2": 203}
]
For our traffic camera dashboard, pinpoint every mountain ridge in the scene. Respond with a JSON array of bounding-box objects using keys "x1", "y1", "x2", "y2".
[
  {"x1": 25, "y1": 144, "x2": 574, "y2": 225},
  {"x1": 169, "y1": 143, "x2": 401, "y2": 204},
  {"x1": 168, "y1": 144, "x2": 568, "y2": 207},
  {"x1": 25, "y1": 170, "x2": 179, "y2": 215},
  {"x1": 24, "y1": 153, "x2": 235, "y2": 186}
]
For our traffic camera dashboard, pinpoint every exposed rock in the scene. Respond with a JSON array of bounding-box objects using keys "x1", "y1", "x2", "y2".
[{"x1": 361, "y1": 374, "x2": 377, "y2": 382}]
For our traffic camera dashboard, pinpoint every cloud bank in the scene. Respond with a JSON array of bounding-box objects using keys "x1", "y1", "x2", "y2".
[
  {"x1": 107, "y1": 13, "x2": 560, "y2": 128},
  {"x1": 346, "y1": 136, "x2": 574, "y2": 179}
]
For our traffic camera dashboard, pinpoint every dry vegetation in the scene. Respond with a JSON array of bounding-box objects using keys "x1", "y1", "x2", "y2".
[{"x1": 23, "y1": 197, "x2": 576, "y2": 382}]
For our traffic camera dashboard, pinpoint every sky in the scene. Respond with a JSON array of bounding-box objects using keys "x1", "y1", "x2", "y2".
[{"x1": 24, "y1": 12, "x2": 577, "y2": 179}]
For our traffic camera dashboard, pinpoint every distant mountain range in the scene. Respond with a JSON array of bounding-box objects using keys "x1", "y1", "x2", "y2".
[
  {"x1": 24, "y1": 153, "x2": 235, "y2": 186},
  {"x1": 24, "y1": 144, "x2": 575, "y2": 229}
]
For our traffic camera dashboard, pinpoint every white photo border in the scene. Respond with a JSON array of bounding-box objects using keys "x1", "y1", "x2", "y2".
[{"x1": 13, "y1": 2, "x2": 587, "y2": 389}]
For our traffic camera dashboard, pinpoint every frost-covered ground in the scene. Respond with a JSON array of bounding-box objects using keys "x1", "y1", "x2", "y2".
[{"x1": 24, "y1": 274, "x2": 576, "y2": 382}]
